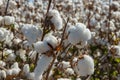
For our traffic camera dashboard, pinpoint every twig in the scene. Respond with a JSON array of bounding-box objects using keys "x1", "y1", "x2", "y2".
[{"x1": 5, "y1": 0, "x2": 10, "y2": 15}]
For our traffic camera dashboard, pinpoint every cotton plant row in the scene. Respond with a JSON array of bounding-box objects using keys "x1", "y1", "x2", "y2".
[{"x1": 0, "y1": 0, "x2": 119, "y2": 80}]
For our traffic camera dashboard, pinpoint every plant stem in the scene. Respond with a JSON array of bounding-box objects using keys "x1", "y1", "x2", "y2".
[{"x1": 5, "y1": 0, "x2": 10, "y2": 15}]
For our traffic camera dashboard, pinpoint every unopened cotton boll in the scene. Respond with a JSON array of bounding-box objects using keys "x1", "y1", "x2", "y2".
[
  {"x1": 21, "y1": 24, "x2": 42, "y2": 44},
  {"x1": 43, "y1": 34, "x2": 58, "y2": 49},
  {"x1": 74, "y1": 55, "x2": 94, "y2": 76},
  {"x1": 34, "y1": 55, "x2": 53, "y2": 80},
  {"x1": 48, "y1": 9, "x2": 63, "y2": 30},
  {"x1": 3, "y1": 16, "x2": 15, "y2": 25},
  {"x1": 33, "y1": 41, "x2": 50, "y2": 53}
]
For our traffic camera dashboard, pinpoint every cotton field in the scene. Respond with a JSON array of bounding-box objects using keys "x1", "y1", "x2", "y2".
[{"x1": 0, "y1": 0, "x2": 120, "y2": 80}]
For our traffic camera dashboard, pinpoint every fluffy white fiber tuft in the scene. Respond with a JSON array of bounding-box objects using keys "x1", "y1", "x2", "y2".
[
  {"x1": 34, "y1": 55, "x2": 53, "y2": 80},
  {"x1": 74, "y1": 55, "x2": 94, "y2": 76}
]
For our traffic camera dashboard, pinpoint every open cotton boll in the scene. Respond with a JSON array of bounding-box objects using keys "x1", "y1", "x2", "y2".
[
  {"x1": 82, "y1": 28, "x2": 91, "y2": 41},
  {"x1": 0, "y1": 70, "x2": 6, "y2": 79},
  {"x1": 23, "y1": 64, "x2": 30, "y2": 74},
  {"x1": 11, "y1": 68, "x2": 21, "y2": 75},
  {"x1": 0, "y1": 61, "x2": 6, "y2": 67},
  {"x1": 60, "y1": 61, "x2": 70, "y2": 69},
  {"x1": 6, "y1": 69, "x2": 12, "y2": 75},
  {"x1": 67, "y1": 23, "x2": 87, "y2": 45},
  {"x1": 65, "y1": 68, "x2": 74, "y2": 75},
  {"x1": 74, "y1": 55, "x2": 94, "y2": 76},
  {"x1": 34, "y1": 55, "x2": 53, "y2": 80},
  {"x1": 11, "y1": 62, "x2": 19, "y2": 69},
  {"x1": 6, "y1": 53, "x2": 16, "y2": 61},
  {"x1": 43, "y1": 34, "x2": 58, "y2": 49},
  {"x1": 27, "y1": 72, "x2": 34, "y2": 80},
  {"x1": 48, "y1": 9, "x2": 63, "y2": 30},
  {"x1": 3, "y1": 16, "x2": 15, "y2": 25},
  {"x1": 111, "y1": 45, "x2": 120, "y2": 56},
  {"x1": 21, "y1": 24, "x2": 42, "y2": 45},
  {"x1": 33, "y1": 41, "x2": 50, "y2": 54},
  {"x1": 0, "y1": 28, "x2": 9, "y2": 41},
  {"x1": 0, "y1": 0, "x2": 3, "y2": 7},
  {"x1": 9, "y1": 1, "x2": 17, "y2": 9}
]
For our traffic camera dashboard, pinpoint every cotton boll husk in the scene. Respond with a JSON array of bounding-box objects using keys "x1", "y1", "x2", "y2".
[
  {"x1": 3, "y1": 16, "x2": 15, "y2": 25},
  {"x1": 43, "y1": 34, "x2": 58, "y2": 49},
  {"x1": 33, "y1": 41, "x2": 50, "y2": 54},
  {"x1": 82, "y1": 28, "x2": 91, "y2": 41},
  {"x1": 74, "y1": 55, "x2": 94, "y2": 76},
  {"x1": 21, "y1": 24, "x2": 42, "y2": 44},
  {"x1": 34, "y1": 55, "x2": 53, "y2": 80}
]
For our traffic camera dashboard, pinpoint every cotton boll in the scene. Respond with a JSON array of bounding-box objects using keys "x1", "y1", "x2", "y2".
[
  {"x1": 0, "y1": 28, "x2": 9, "y2": 41},
  {"x1": 111, "y1": 1, "x2": 119, "y2": 11},
  {"x1": 21, "y1": 24, "x2": 42, "y2": 45},
  {"x1": 23, "y1": 64, "x2": 30, "y2": 74},
  {"x1": 0, "y1": 0, "x2": 3, "y2": 6},
  {"x1": 50, "y1": 15, "x2": 63, "y2": 30},
  {"x1": 33, "y1": 41, "x2": 50, "y2": 54},
  {"x1": 13, "y1": 38, "x2": 22, "y2": 45},
  {"x1": 48, "y1": 9, "x2": 63, "y2": 30},
  {"x1": 0, "y1": 61, "x2": 6, "y2": 67},
  {"x1": 6, "y1": 69, "x2": 12, "y2": 75},
  {"x1": 67, "y1": 23, "x2": 87, "y2": 45},
  {"x1": 3, "y1": 16, "x2": 15, "y2": 25},
  {"x1": 27, "y1": 72, "x2": 34, "y2": 80},
  {"x1": 111, "y1": 45, "x2": 120, "y2": 56},
  {"x1": 43, "y1": 34, "x2": 58, "y2": 49},
  {"x1": 11, "y1": 68, "x2": 21, "y2": 75},
  {"x1": 89, "y1": 18, "x2": 98, "y2": 27},
  {"x1": 6, "y1": 53, "x2": 16, "y2": 61},
  {"x1": 34, "y1": 55, "x2": 53, "y2": 80},
  {"x1": 74, "y1": 55, "x2": 94, "y2": 76},
  {"x1": 65, "y1": 68, "x2": 74, "y2": 75},
  {"x1": 16, "y1": 49, "x2": 26, "y2": 62},
  {"x1": 11, "y1": 62, "x2": 19, "y2": 69},
  {"x1": 0, "y1": 70, "x2": 6, "y2": 79},
  {"x1": 82, "y1": 28, "x2": 91, "y2": 41},
  {"x1": 60, "y1": 61, "x2": 70, "y2": 69},
  {"x1": 9, "y1": 1, "x2": 17, "y2": 9}
]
